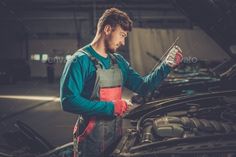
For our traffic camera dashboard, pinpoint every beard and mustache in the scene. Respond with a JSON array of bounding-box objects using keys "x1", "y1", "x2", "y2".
[{"x1": 104, "y1": 34, "x2": 119, "y2": 53}]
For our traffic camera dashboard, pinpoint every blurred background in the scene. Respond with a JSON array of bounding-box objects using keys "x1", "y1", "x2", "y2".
[{"x1": 0, "y1": 0, "x2": 236, "y2": 156}]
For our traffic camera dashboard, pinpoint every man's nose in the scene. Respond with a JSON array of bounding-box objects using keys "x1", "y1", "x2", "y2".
[{"x1": 121, "y1": 39, "x2": 125, "y2": 46}]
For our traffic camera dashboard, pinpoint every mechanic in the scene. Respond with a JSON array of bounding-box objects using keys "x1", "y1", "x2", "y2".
[{"x1": 60, "y1": 8, "x2": 183, "y2": 157}]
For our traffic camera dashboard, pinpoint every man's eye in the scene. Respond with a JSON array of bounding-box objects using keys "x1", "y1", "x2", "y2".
[{"x1": 121, "y1": 34, "x2": 126, "y2": 38}]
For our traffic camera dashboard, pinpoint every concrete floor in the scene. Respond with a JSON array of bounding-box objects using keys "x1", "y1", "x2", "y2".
[{"x1": 0, "y1": 79, "x2": 134, "y2": 148}]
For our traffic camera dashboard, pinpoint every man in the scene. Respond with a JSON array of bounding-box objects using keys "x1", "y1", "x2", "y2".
[{"x1": 60, "y1": 8, "x2": 183, "y2": 157}]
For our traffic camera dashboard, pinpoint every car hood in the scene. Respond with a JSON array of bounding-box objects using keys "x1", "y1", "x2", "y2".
[
  {"x1": 125, "y1": 89, "x2": 236, "y2": 120},
  {"x1": 173, "y1": 0, "x2": 236, "y2": 60}
]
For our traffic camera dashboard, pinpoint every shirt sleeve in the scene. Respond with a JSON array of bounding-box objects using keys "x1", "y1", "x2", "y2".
[
  {"x1": 60, "y1": 55, "x2": 114, "y2": 117},
  {"x1": 116, "y1": 54, "x2": 171, "y2": 96}
]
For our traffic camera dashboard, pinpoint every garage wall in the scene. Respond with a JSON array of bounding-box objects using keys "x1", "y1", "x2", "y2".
[
  {"x1": 129, "y1": 27, "x2": 230, "y2": 75},
  {"x1": 0, "y1": 1, "x2": 190, "y2": 78},
  {"x1": 29, "y1": 39, "x2": 77, "y2": 77},
  {"x1": 0, "y1": 21, "x2": 26, "y2": 59},
  {"x1": 0, "y1": 12, "x2": 93, "y2": 78},
  {"x1": 24, "y1": 11, "x2": 93, "y2": 78}
]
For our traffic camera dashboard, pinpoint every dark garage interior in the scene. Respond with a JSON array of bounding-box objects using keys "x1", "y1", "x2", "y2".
[{"x1": 1, "y1": 0, "x2": 236, "y2": 157}]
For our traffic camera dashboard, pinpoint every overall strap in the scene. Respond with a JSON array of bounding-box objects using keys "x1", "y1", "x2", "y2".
[
  {"x1": 79, "y1": 49, "x2": 103, "y2": 69},
  {"x1": 109, "y1": 53, "x2": 119, "y2": 68}
]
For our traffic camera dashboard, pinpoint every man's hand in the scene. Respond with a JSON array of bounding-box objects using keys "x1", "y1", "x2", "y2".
[
  {"x1": 165, "y1": 45, "x2": 183, "y2": 68},
  {"x1": 112, "y1": 99, "x2": 128, "y2": 116}
]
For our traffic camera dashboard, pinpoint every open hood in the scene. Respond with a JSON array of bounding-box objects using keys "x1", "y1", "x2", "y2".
[
  {"x1": 173, "y1": 0, "x2": 236, "y2": 60},
  {"x1": 131, "y1": 0, "x2": 236, "y2": 105},
  {"x1": 115, "y1": 90, "x2": 236, "y2": 156}
]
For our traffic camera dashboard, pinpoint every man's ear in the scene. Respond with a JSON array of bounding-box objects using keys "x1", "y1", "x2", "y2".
[{"x1": 103, "y1": 25, "x2": 112, "y2": 35}]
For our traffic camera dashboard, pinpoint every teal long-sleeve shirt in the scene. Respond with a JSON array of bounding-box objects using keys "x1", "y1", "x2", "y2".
[{"x1": 60, "y1": 45, "x2": 171, "y2": 117}]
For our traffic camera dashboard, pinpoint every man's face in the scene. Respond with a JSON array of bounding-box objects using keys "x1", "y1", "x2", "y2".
[{"x1": 104, "y1": 25, "x2": 128, "y2": 53}]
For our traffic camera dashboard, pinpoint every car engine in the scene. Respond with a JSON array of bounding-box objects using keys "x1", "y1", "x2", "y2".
[{"x1": 113, "y1": 92, "x2": 236, "y2": 157}]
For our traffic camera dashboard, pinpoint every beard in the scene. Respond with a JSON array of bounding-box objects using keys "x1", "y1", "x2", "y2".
[{"x1": 104, "y1": 35, "x2": 116, "y2": 53}]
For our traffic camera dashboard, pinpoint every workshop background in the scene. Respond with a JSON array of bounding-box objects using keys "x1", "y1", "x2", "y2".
[{"x1": 0, "y1": 0, "x2": 236, "y2": 156}]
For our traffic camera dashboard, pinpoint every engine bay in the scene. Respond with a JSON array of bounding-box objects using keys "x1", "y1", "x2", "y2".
[{"x1": 113, "y1": 91, "x2": 236, "y2": 157}]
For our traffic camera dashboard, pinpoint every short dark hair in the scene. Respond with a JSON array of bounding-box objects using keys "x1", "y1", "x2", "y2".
[{"x1": 97, "y1": 8, "x2": 133, "y2": 33}]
